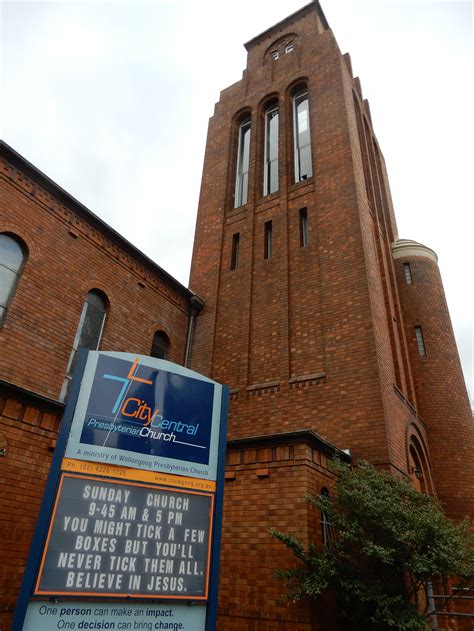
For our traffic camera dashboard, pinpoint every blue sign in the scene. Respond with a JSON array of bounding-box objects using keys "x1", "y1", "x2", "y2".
[
  {"x1": 81, "y1": 354, "x2": 213, "y2": 464},
  {"x1": 65, "y1": 353, "x2": 223, "y2": 480}
]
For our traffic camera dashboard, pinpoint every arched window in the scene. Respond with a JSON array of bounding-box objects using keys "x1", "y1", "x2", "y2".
[
  {"x1": 293, "y1": 87, "x2": 313, "y2": 182},
  {"x1": 234, "y1": 116, "x2": 251, "y2": 208},
  {"x1": 60, "y1": 290, "x2": 108, "y2": 401},
  {"x1": 0, "y1": 233, "x2": 27, "y2": 324},
  {"x1": 407, "y1": 428, "x2": 435, "y2": 496},
  {"x1": 151, "y1": 331, "x2": 170, "y2": 360},
  {"x1": 263, "y1": 103, "x2": 279, "y2": 195}
]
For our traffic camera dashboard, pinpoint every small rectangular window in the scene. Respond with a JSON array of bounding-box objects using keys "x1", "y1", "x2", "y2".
[
  {"x1": 404, "y1": 263, "x2": 413, "y2": 285},
  {"x1": 415, "y1": 326, "x2": 426, "y2": 357},
  {"x1": 231, "y1": 233, "x2": 240, "y2": 270},
  {"x1": 299, "y1": 208, "x2": 308, "y2": 247},
  {"x1": 264, "y1": 221, "x2": 272, "y2": 259}
]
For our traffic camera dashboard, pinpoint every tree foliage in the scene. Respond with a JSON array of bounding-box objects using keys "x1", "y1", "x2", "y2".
[{"x1": 272, "y1": 461, "x2": 474, "y2": 631}]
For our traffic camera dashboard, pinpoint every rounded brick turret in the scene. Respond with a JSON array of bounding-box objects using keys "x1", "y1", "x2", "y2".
[{"x1": 393, "y1": 239, "x2": 474, "y2": 521}]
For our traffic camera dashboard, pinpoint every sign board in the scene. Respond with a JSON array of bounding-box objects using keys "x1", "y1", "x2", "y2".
[
  {"x1": 13, "y1": 351, "x2": 228, "y2": 631},
  {"x1": 65, "y1": 353, "x2": 222, "y2": 480},
  {"x1": 35, "y1": 474, "x2": 213, "y2": 599}
]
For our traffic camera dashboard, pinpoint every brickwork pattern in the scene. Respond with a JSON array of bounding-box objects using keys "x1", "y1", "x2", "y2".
[
  {"x1": 189, "y1": 3, "x2": 474, "y2": 628},
  {"x1": 0, "y1": 396, "x2": 60, "y2": 631},
  {"x1": 395, "y1": 255, "x2": 474, "y2": 522},
  {"x1": 219, "y1": 441, "x2": 337, "y2": 631},
  {"x1": 189, "y1": 6, "x2": 416, "y2": 478},
  {"x1": 0, "y1": 155, "x2": 191, "y2": 401}
]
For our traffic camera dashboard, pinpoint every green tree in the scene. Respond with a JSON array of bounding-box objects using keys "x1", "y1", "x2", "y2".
[{"x1": 272, "y1": 461, "x2": 474, "y2": 631}]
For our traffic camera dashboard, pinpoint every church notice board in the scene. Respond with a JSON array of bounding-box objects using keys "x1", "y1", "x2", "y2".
[{"x1": 14, "y1": 351, "x2": 228, "y2": 631}]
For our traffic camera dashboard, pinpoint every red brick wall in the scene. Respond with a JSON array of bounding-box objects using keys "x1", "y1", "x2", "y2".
[
  {"x1": 0, "y1": 153, "x2": 191, "y2": 401},
  {"x1": 395, "y1": 254, "x2": 474, "y2": 522},
  {"x1": 218, "y1": 439, "x2": 338, "y2": 631},
  {"x1": 0, "y1": 396, "x2": 60, "y2": 630},
  {"x1": 189, "y1": 7, "x2": 414, "y2": 474},
  {"x1": 189, "y1": 4, "x2": 474, "y2": 628}
]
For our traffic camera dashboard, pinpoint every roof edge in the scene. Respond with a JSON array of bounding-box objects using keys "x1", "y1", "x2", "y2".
[
  {"x1": 244, "y1": 1, "x2": 329, "y2": 51},
  {"x1": 0, "y1": 140, "x2": 197, "y2": 303},
  {"x1": 227, "y1": 429, "x2": 351, "y2": 461},
  {"x1": 391, "y1": 238, "x2": 438, "y2": 264},
  {"x1": 0, "y1": 379, "x2": 64, "y2": 415}
]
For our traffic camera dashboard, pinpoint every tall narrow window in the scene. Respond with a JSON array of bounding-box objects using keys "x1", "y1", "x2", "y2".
[
  {"x1": 299, "y1": 208, "x2": 308, "y2": 247},
  {"x1": 415, "y1": 326, "x2": 427, "y2": 357},
  {"x1": 235, "y1": 117, "x2": 251, "y2": 208},
  {"x1": 264, "y1": 221, "x2": 273, "y2": 259},
  {"x1": 0, "y1": 233, "x2": 26, "y2": 324},
  {"x1": 404, "y1": 263, "x2": 413, "y2": 285},
  {"x1": 60, "y1": 290, "x2": 108, "y2": 400},
  {"x1": 293, "y1": 88, "x2": 313, "y2": 182},
  {"x1": 151, "y1": 331, "x2": 170, "y2": 359},
  {"x1": 264, "y1": 105, "x2": 279, "y2": 195},
  {"x1": 231, "y1": 233, "x2": 240, "y2": 270},
  {"x1": 320, "y1": 488, "x2": 337, "y2": 548}
]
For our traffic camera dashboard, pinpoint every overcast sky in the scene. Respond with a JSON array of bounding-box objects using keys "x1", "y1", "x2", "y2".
[{"x1": 1, "y1": 0, "x2": 472, "y2": 396}]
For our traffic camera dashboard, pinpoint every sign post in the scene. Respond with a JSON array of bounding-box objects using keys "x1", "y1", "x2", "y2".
[{"x1": 13, "y1": 351, "x2": 228, "y2": 631}]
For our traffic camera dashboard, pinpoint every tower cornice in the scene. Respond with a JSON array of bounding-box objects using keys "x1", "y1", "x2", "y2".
[{"x1": 244, "y1": 1, "x2": 329, "y2": 51}]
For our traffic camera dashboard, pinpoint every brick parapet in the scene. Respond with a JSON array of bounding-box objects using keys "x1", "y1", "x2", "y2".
[{"x1": 218, "y1": 435, "x2": 339, "y2": 631}]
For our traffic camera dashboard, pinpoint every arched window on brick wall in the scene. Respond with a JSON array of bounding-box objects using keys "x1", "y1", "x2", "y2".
[
  {"x1": 292, "y1": 85, "x2": 313, "y2": 182},
  {"x1": 408, "y1": 435, "x2": 434, "y2": 495},
  {"x1": 0, "y1": 233, "x2": 27, "y2": 325},
  {"x1": 60, "y1": 289, "x2": 108, "y2": 401},
  {"x1": 263, "y1": 101, "x2": 279, "y2": 196},
  {"x1": 150, "y1": 331, "x2": 170, "y2": 360},
  {"x1": 234, "y1": 115, "x2": 251, "y2": 208}
]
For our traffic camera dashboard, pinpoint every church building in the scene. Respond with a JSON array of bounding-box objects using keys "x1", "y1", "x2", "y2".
[{"x1": 0, "y1": 2, "x2": 472, "y2": 630}]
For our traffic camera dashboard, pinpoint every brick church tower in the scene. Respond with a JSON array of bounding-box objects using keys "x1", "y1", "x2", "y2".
[{"x1": 189, "y1": 1, "x2": 473, "y2": 628}]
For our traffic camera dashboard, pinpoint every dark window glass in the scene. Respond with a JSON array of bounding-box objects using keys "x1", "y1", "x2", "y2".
[
  {"x1": 415, "y1": 326, "x2": 427, "y2": 357},
  {"x1": 264, "y1": 221, "x2": 273, "y2": 259},
  {"x1": 0, "y1": 233, "x2": 26, "y2": 324},
  {"x1": 231, "y1": 233, "x2": 240, "y2": 270},
  {"x1": 264, "y1": 105, "x2": 279, "y2": 195},
  {"x1": 293, "y1": 89, "x2": 313, "y2": 182},
  {"x1": 61, "y1": 290, "x2": 108, "y2": 401},
  {"x1": 320, "y1": 488, "x2": 337, "y2": 548},
  {"x1": 235, "y1": 118, "x2": 251, "y2": 207},
  {"x1": 404, "y1": 262, "x2": 413, "y2": 285},
  {"x1": 299, "y1": 208, "x2": 308, "y2": 247},
  {"x1": 151, "y1": 331, "x2": 170, "y2": 359}
]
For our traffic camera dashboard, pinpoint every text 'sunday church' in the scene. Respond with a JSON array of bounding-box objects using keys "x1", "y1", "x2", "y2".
[{"x1": 1, "y1": 2, "x2": 472, "y2": 630}]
